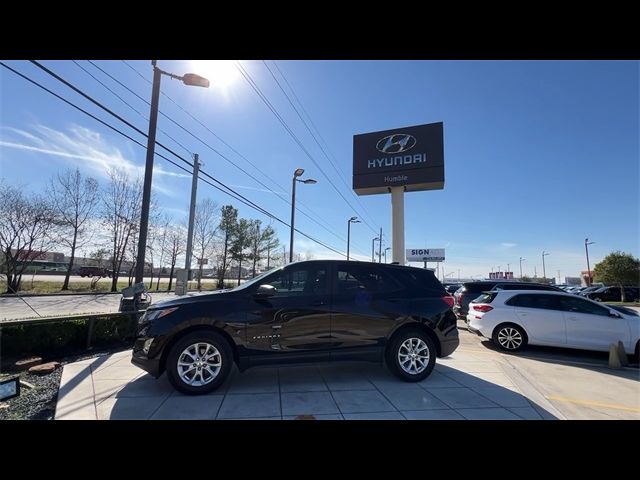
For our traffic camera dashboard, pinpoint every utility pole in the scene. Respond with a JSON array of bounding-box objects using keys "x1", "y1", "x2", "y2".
[
  {"x1": 585, "y1": 238, "x2": 595, "y2": 286},
  {"x1": 283, "y1": 245, "x2": 286, "y2": 265},
  {"x1": 378, "y1": 228, "x2": 383, "y2": 263},
  {"x1": 557, "y1": 270, "x2": 561, "y2": 284},
  {"x1": 519, "y1": 257, "x2": 525, "y2": 279},
  {"x1": 184, "y1": 154, "x2": 200, "y2": 283},
  {"x1": 542, "y1": 251, "x2": 549, "y2": 280}
]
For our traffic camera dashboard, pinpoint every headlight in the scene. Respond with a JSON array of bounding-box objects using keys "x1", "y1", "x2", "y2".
[{"x1": 143, "y1": 306, "x2": 180, "y2": 322}]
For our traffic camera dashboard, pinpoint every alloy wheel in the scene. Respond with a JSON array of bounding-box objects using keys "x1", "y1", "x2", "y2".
[
  {"x1": 398, "y1": 337, "x2": 430, "y2": 375},
  {"x1": 177, "y1": 342, "x2": 222, "y2": 387}
]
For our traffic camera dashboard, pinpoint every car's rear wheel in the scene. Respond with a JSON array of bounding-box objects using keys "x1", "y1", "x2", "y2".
[
  {"x1": 166, "y1": 330, "x2": 233, "y2": 395},
  {"x1": 386, "y1": 329, "x2": 436, "y2": 382},
  {"x1": 492, "y1": 323, "x2": 527, "y2": 352}
]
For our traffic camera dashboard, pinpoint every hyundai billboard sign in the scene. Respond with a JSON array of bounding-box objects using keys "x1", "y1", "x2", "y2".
[{"x1": 353, "y1": 122, "x2": 444, "y2": 195}]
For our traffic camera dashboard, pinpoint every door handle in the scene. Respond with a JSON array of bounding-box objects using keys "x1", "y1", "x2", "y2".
[{"x1": 311, "y1": 300, "x2": 326, "y2": 306}]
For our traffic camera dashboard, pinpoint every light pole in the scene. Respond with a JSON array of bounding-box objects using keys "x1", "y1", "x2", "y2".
[
  {"x1": 372, "y1": 236, "x2": 379, "y2": 262},
  {"x1": 542, "y1": 251, "x2": 549, "y2": 281},
  {"x1": 384, "y1": 247, "x2": 391, "y2": 263},
  {"x1": 347, "y1": 216, "x2": 360, "y2": 261},
  {"x1": 585, "y1": 238, "x2": 594, "y2": 286},
  {"x1": 289, "y1": 168, "x2": 317, "y2": 263},
  {"x1": 519, "y1": 257, "x2": 525, "y2": 279},
  {"x1": 135, "y1": 61, "x2": 209, "y2": 305}
]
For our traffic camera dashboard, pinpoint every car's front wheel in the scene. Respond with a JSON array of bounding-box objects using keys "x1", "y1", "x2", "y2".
[
  {"x1": 386, "y1": 329, "x2": 436, "y2": 382},
  {"x1": 492, "y1": 324, "x2": 527, "y2": 352},
  {"x1": 166, "y1": 330, "x2": 233, "y2": 395}
]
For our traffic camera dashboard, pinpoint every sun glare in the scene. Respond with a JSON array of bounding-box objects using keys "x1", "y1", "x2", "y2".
[{"x1": 189, "y1": 60, "x2": 239, "y2": 90}]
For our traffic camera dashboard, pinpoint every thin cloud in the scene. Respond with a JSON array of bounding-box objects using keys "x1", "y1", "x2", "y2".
[
  {"x1": 501, "y1": 242, "x2": 517, "y2": 248},
  {"x1": 0, "y1": 123, "x2": 188, "y2": 195}
]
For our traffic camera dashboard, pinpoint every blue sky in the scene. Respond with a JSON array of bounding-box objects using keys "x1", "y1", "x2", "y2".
[{"x1": 1, "y1": 60, "x2": 638, "y2": 281}]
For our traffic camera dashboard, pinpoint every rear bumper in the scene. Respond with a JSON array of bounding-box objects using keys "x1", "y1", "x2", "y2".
[{"x1": 439, "y1": 335, "x2": 460, "y2": 357}]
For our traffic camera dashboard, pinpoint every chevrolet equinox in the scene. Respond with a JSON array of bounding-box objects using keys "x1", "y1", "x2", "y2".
[{"x1": 132, "y1": 260, "x2": 459, "y2": 395}]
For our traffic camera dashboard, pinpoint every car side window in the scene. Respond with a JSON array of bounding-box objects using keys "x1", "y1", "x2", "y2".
[
  {"x1": 336, "y1": 266, "x2": 401, "y2": 295},
  {"x1": 506, "y1": 294, "x2": 561, "y2": 310},
  {"x1": 263, "y1": 267, "x2": 327, "y2": 296},
  {"x1": 560, "y1": 296, "x2": 610, "y2": 316}
]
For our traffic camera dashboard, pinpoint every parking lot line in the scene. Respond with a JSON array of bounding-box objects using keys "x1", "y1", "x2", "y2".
[{"x1": 546, "y1": 396, "x2": 640, "y2": 413}]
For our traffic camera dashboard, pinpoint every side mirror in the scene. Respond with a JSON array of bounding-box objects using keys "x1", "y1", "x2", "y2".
[{"x1": 254, "y1": 284, "x2": 276, "y2": 298}]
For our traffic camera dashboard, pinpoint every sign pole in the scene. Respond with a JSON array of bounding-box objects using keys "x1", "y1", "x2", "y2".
[{"x1": 391, "y1": 186, "x2": 405, "y2": 265}]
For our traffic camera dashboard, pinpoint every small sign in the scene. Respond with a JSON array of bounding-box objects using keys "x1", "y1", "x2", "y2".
[
  {"x1": 197, "y1": 258, "x2": 208, "y2": 265},
  {"x1": 0, "y1": 377, "x2": 20, "y2": 401},
  {"x1": 406, "y1": 248, "x2": 445, "y2": 262}
]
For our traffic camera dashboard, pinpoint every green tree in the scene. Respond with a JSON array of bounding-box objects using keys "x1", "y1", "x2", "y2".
[
  {"x1": 217, "y1": 205, "x2": 238, "y2": 288},
  {"x1": 230, "y1": 218, "x2": 251, "y2": 286},
  {"x1": 593, "y1": 251, "x2": 640, "y2": 302}
]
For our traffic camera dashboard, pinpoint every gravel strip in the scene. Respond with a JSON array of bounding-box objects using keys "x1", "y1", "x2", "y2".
[{"x1": 0, "y1": 346, "x2": 131, "y2": 420}]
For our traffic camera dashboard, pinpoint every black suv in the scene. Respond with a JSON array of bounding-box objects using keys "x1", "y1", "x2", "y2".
[
  {"x1": 132, "y1": 260, "x2": 459, "y2": 395},
  {"x1": 453, "y1": 281, "x2": 563, "y2": 319},
  {"x1": 585, "y1": 286, "x2": 640, "y2": 303}
]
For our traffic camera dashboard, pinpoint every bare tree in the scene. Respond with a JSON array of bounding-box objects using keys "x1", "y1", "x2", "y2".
[
  {"x1": 48, "y1": 168, "x2": 99, "y2": 290},
  {"x1": 102, "y1": 169, "x2": 142, "y2": 292},
  {"x1": 248, "y1": 221, "x2": 279, "y2": 276},
  {"x1": 164, "y1": 225, "x2": 185, "y2": 291},
  {"x1": 154, "y1": 216, "x2": 171, "y2": 291},
  {"x1": 193, "y1": 198, "x2": 220, "y2": 290},
  {"x1": 0, "y1": 182, "x2": 56, "y2": 293}
]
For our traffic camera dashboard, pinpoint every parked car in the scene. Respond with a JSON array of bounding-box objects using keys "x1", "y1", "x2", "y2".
[
  {"x1": 466, "y1": 290, "x2": 639, "y2": 357},
  {"x1": 77, "y1": 266, "x2": 112, "y2": 278},
  {"x1": 578, "y1": 286, "x2": 604, "y2": 296},
  {"x1": 453, "y1": 281, "x2": 563, "y2": 320},
  {"x1": 585, "y1": 286, "x2": 640, "y2": 303},
  {"x1": 443, "y1": 283, "x2": 462, "y2": 295},
  {"x1": 131, "y1": 260, "x2": 459, "y2": 394}
]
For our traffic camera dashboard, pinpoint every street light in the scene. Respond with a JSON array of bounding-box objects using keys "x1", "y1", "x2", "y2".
[
  {"x1": 372, "y1": 236, "x2": 380, "y2": 262},
  {"x1": 384, "y1": 247, "x2": 391, "y2": 263},
  {"x1": 289, "y1": 168, "x2": 317, "y2": 263},
  {"x1": 542, "y1": 251, "x2": 550, "y2": 281},
  {"x1": 135, "y1": 61, "x2": 209, "y2": 306},
  {"x1": 585, "y1": 238, "x2": 595, "y2": 286},
  {"x1": 347, "y1": 216, "x2": 360, "y2": 261},
  {"x1": 519, "y1": 257, "x2": 525, "y2": 279}
]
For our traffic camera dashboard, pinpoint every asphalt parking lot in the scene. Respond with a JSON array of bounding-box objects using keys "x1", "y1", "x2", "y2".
[{"x1": 54, "y1": 323, "x2": 640, "y2": 420}]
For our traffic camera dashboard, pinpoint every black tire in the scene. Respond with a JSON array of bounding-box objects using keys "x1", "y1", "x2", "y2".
[
  {"x1": 386, "y1": 328, "x2": 437, "y2": 382},
  {"x1": 166, "y1": 330, "x2": 233, "y2": 395},
  {"x1": 492, "y1": 323, "x2": 528, "y2": 352}
]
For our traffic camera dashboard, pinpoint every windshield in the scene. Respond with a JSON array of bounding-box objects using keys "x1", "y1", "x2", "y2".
[{"x1": 231, "y1": 266, "x2": 282, "y2": 291}]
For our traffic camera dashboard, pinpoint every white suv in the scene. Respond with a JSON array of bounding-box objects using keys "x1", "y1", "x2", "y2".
[{"x1": 467, "y1": 290, "x2": 640, "y2": 356}]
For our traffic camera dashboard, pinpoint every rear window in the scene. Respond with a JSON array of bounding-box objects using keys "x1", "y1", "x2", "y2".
[
  {"x1": 463, "y1": 282, "x2": 497, "y2": 293},
  {"x1": 474, "y1": 292, "x2": 497, "y2": 304},
  {"x1": 390, "y1": 267, "x2": 445, "y2": 295}
]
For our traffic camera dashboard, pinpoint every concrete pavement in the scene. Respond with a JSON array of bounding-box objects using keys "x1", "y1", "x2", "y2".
[{"x1": 55, "y1": 344, "x2": 557, "y2": 420}]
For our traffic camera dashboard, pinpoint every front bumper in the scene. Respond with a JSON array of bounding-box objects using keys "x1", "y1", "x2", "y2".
[{"x1": 131, "y1": 353, "x2": 162, "y2": 378}]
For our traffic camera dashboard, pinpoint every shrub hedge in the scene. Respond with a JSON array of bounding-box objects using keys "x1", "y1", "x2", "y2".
[{"x1": 1, "y1": 314, "x2": 137, "y2": 360}]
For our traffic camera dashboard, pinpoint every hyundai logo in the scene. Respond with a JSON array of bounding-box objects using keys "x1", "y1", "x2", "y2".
[{"x1": 376, "y1": 134, "x2": 416, "y2": 154}]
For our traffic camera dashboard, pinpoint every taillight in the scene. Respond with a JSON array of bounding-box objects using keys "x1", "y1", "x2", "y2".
[
  {"x1": 472, "y1": 304, "x2": 493, "y2": 312},
  {"x1": 442, "y1": 296, "x2": 455, "y2": 308}
]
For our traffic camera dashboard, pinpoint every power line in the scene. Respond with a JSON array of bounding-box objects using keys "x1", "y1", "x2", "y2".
[
  {"x1": 73, "y1": 60, "x2": 194, "y2": 157},
  {"x1": 113, "y1": 61, "x2": 371, "y2": 256},
  {"x1": 235, "y1": 61, "x2": 380, "y2": 236},
  {"x1": 265, "y1": 60, "x2": 379, "y2": 229},
  {"x1": 1, "y1": 61, "x2": 349, "y2": 258}
]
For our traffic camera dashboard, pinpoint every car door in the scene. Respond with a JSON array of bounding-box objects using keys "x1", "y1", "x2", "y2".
[
  {"x1": 329, "y1": 263, "x2": 408, "y2": 361},
  {"x1": 245, "y1": 263, "x2": 333, "y2": 364},
  {"x1": 509, "y1": 293, "x2": 567, "y2": 346},
  {"x1": 559, "y1": 296, "x2": 630, "y2": 351}
]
